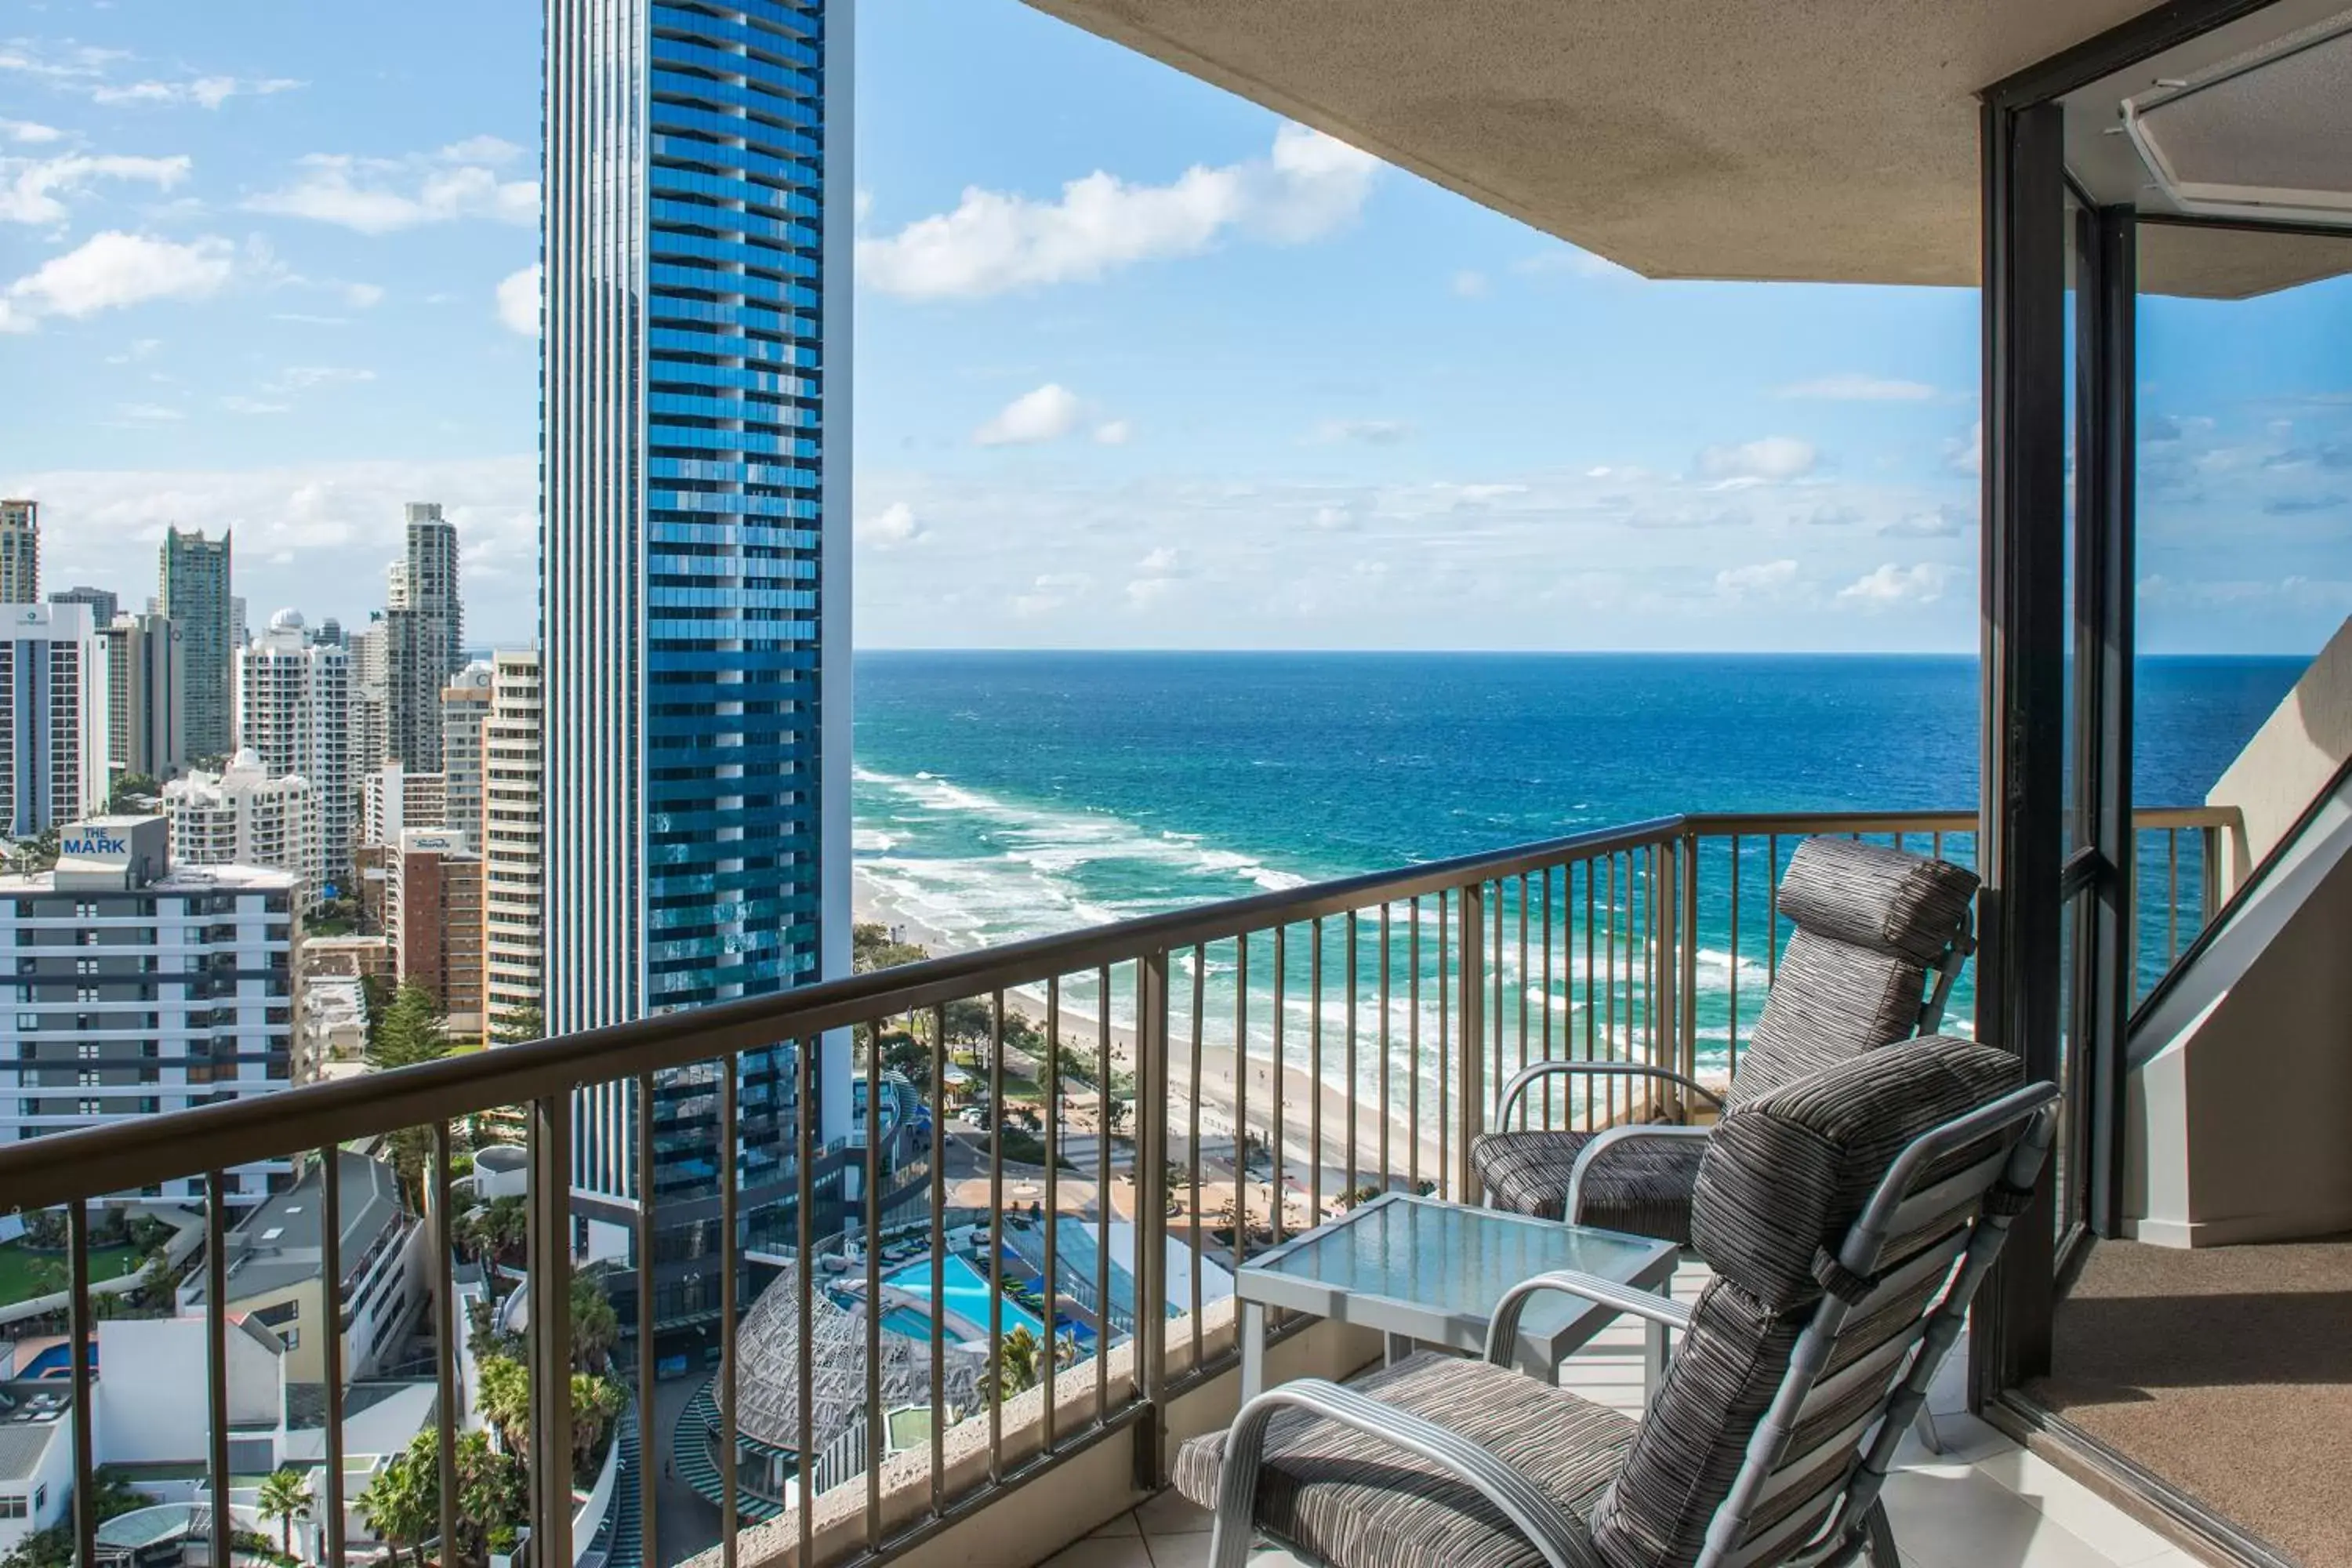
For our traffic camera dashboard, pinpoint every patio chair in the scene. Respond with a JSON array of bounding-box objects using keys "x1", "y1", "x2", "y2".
[
  {"x1": 1472, "y1": 836, "x2": 1977, "y2": 1243},
  {"x1": 1178, "y1": 1034, "x2": 2056, "y2": 1568}
]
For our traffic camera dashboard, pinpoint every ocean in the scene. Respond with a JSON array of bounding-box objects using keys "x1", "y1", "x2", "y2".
[{"x1": 851, "y1": 652, "x2": 2300, "y2": 1080}]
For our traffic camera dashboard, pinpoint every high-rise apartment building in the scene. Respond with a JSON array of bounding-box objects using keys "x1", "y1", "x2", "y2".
[
  {"x1": 439, "y1": 662, "x2": 493, "y2": 846},
  {"x1": 484, "y1": 650, "x2": 541, "y2": 1036},
  {"x1": 0, "y1": 500, "x2": 37, "y2": 604},
  {"x1": 234, "y1": 610, "x2": 354, "y2": 887},
  {"x1": 50, "y1": 586, "x2": 118, "y2": 626},
  {"x1": 361, "y1": 762, "x2": 448, "y2": 846},
  {"x1": 0, "y1": 816, "x2": 299, "y2": 1206},
  {"x1": 162, "y1": 751, "x2": 320, "y2": 906},
  {"x1": 0, "y1": 602, "x2": 108, "y2": 837},
  {"x1": 347, "y1": 615, "x2": 390, "y2": 779},
  {"x1": 100, "y1": 612, "x2": 185, "y2": 786},
  {"x1": 384, "y1": 506, "x2": 463, "y2": 771},
  {"x1": 159, "y1": 528, "x2": 234, "y2": 760},
  {"x1": 384, "y1": 826, "x2": 485, "y2": 1036},
  {"x1": 543, "y1": 0, "x2": 851, "y2": 1232}
]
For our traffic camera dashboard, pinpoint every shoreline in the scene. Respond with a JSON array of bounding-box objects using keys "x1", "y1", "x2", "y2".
[{"x1": 855, "y1": 873, "x2": 1451, "y2": 1221}]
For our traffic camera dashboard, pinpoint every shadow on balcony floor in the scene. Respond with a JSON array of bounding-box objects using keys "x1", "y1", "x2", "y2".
[{"x1": 2031, "y1": 1234, "x2": 2352, "y2": 1568}]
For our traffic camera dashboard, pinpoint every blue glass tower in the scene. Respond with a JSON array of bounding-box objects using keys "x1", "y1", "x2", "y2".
[{"x1": 542, "y1": 0, "x2": 852, "y2": 1250}]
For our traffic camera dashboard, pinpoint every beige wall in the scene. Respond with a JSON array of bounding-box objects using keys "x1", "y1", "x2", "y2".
[{"x1": 2208, "y1": 613, "x2": 2352, "y2": 888}]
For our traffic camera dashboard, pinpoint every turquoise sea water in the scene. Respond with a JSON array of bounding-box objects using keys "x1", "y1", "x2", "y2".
[{"x1": 852, "y1": 652, "x2": 2300, "y2": 1082}]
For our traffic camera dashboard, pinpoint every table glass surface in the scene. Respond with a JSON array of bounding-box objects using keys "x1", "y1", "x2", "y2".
[{"x1": 1244, "y1": 1195, "x2": 1668, "y2": 1320}]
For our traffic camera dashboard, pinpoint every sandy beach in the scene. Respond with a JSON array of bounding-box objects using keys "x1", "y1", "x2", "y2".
[{"x1": 856, "y1": 873, "x2": 1452, "y2": 1224}]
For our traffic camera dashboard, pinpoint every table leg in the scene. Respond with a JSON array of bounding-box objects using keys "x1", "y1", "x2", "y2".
[
  {"x1": 1241, "y1": 1301, "x2": 1268, "y2": 1401},
  {"x1": 1642, "y1": 1278, "x2": 1671, "y2": 1403},
  {"x1": 1384, "y1": 1332, "x2": 1415, "y2": 1368}
]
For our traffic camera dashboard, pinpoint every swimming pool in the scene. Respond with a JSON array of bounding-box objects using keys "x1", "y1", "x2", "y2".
[{"x1": 881, "y1": 1254, "x2": 1046, "y2": 1341}]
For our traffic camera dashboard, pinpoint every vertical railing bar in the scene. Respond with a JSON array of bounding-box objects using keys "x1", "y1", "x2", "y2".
[
  {"x1": 321, "y1": 1150, "x2": 347, "y2": 1568},
  {"x1": 1582, "y1": 860, "x2": 1596, "y2": 1130},
  {"x1": 526, "y1": 1095, "x2": 574, "y2": 1568},
  {"x1": 1408, "y1": 897, "x2": 1421, "y2": 1192},
  {"x1": 1232, "y1": 935, "x2": 1249, "y2": 1278},
  {"x1": 1308, "y1": 918, "x2": 1324, "y2": 1225},
  {"x1": 1767, "y1": 833, "x2": 1781, "y2": 986},
  {"x1": 1438, "y1": 889, "x2": 1450, "y2": 1198},
  {"x1": 1042, "y1": 986, "x2": 1062, "y2": 1454},
  {"x1": 720, "y1": 1065, "x2": 742, "y2": 1568},
  {"x1": 1457, "y1": 882, "x2": 1486, "y2": 1203},
  {"x1": 1132, "y1": 950, "x2": 1171, "y2": 1489},
  {"x1": 797, "y1": 1036, "x2": 817, "y2": 1564},
  {"x1": 1933, "y1": 829, "x2": 1945, "y2": 862},
  {"x1": 1681, "y1": 835, "x2": 1700, "y2": 1088},
  {"x1": 205, "y1": 1171, "x2": 231, "y2": 1568},
  {"x1": 1271, "y1": 925, "x2": 1287, "y2": 1247},
  {"x1": 634, "y1": 1072, "x2": 659, "y2": 1566},
  {"x1": 988, "y1": 990, "x2": 1006, "y2": 1482},
  {"x1": 1343, "y1": 914, "x2": 1358, "y2": 1200},
  {"x1": 1187, "y1": 955, "x2": 1205, "y2": 1367},
  {"x1": 1378, "y1": 906, "x2": 1393, "y2": 1189},
  {"x1": 67, "y1": 1205, "x2": 97, "y2": 1568},
  {"x1": 929, "y1": 1013, "x2": 949, "y2": 1501},
  {"x1": 862, "y1": 1020, "x2": 882, "y2": 1551},
  {"x1": 1517, "y1": 873, "x2": 1530, "y2": 1120},
  {"x1": 1540, "y1": 866, "x2": 1553, "y2": 1131},
  {"x1": 1095, "y1": 964, "x2": 1112, "y2": 1428},
  {"x1": 1604, "y1": 854, "x2": 1618, "y2": 1130},
  {"x1": 1730, "y1": 834, "x2": 1742, "y2": 1077},
  {"x1": 2168, "y1": 829, "x2": 2182, "y2": 964},
  {"x1": 430, "y1": 1122, "x2": 459, "y2": 1567}
]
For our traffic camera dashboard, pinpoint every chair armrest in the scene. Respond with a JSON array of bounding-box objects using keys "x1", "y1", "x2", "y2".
[
  {"x1": 1494, "y1": 1061, "x2": 1726, "y2": 1127},
  {"x1": 1208, "y1": 1378, "x2": 1602, "y2": 1568},
  {"x1": 1484, "y1": 1269, "x2": 1693, "y2": 1369},
  {"x1": 1565, "y1": 1123, "x2": 1715, "y2": 1227}
]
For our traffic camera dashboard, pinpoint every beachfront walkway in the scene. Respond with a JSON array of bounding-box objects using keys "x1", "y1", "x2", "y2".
[{"x1": 1044, "y1": 1262, "x2": 2216, "y2": 1568}]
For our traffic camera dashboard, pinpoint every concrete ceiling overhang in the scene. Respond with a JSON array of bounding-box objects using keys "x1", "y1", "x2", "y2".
[{"x1": 1019, "y1": 0, "x2": 2169, "y2": 289}]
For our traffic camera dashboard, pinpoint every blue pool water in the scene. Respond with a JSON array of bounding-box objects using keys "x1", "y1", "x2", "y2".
[
  {"x1": 884, "y1": 1253, "x2": 1046, "y2": 1341},
  {"x1": 20, "y1": 1342, "x2": 92, "y2": 1377}
]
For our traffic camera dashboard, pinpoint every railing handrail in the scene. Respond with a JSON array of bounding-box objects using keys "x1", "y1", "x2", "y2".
[{"x1": 0, "y1": 805, "x2": 2227, "y2": 1213}]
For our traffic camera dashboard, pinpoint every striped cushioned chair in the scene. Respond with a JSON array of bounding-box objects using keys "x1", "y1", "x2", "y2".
[
  {"x1": 1470, "y1": 837, "x2": 1978, "y2": 1242},
  {"x1": 1176, "y1": 1035, "x2": 2056, "y2": 1568}
]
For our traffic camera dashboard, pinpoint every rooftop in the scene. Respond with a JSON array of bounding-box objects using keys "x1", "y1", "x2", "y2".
[{"x1": 180, "y1": 1150, "x2": 406, "y2": 1306}]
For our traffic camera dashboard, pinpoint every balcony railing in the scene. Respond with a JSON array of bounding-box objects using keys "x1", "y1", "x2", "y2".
[{"x1": 0, "y1": 806, "x2": 2238, "y2": 1568}]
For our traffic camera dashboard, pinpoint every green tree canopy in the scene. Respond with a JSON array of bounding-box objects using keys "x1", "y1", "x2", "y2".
[{"x1": 368, "y1": 984, "x2": 452, "y2": 1072}]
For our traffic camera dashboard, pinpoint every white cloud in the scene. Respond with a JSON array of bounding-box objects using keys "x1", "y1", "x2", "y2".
[
  {"x1": 858, "y1": 122, "x2": 1377, "y2": 299},
  {"x1": 1091, "y1": 419, "x2": 1132, "y2": 447},
  {"x1": 1138, "y1": 546, "x2": 1179, "y2": 574},
  {"x1": 249, "y1": 144, "x2": 539, "y2": 234},
  {"x1": 1838, "y1": 562, "x2": 1954, "y2": 607},
  {"x1": 92, "y1": 75, "x2": 301, "y2": 109},
  {"x1": 1, "y1": 455, "x2": 539, "y2": 639},
  {"x1": 1126, "y1": 576, "x2": 1177, "y2": 608},
  {"x1": 220, "y1": 395, "x2": 290, "y2": 416},
  {"x1": 855, "y1": 501, "x2": 924, "y2": 549},
  {"x1": 103, "y1": 336, "x2": 162, "y2": 365},
  {"x1": 1880, "y1": 504, "x2": 1969, "y2": 538},
  {"x1": 1776, "y1": 374, "x2": 1937, "y2": 401},
  {"x1": 1308, "y1": 418, "x2": 1411, "y2": 447},
  {"x1": 114, "y1": 401, "x2": 183, "y2": 422},
  {"x1": 1450, "y1": 268, "x2": 1490, "y2": 298},
  {"x1": 1947, "y1": 420, "x2": 1983, "y2": 475},
  {"x1": 1716, "y1": 560, "x2": 1800, "y2": 598},
  {"x1": 1013, "y1": 572, "x2": 1091, "y2": 618},
  {"x1": 495, "y1": 263, "x2": 540, "y2": 337},
  {"x1": 343, "y1": 281, "x2": 385, "y2": 309},
  {"x1": 274, "y1": 365, "x2": 375, "y2": 390},
  {"x1": 2, "y1": 230, "x2": 233, "y2": 331},
  {"x1": 975, "y1": 383, "x2": 1083, "y2": 447},
  {"x1": 1512, "y1": 246, "x2": 1639, "y2": 282},
  {"x1": 0, "y1": 151, "x2": 192, "y2": 225},
  {"x1": 2, "y1": 121, "x2": 64, "y2": 144},
  {"x1": 1696, "y1": 436, "x2": 1817, "y2": 483},
  {"x1": 439, "y1": 135, "x2": 523, "y2": 165}
]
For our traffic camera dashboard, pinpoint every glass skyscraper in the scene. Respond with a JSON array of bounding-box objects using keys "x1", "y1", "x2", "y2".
[{"x1": 542, "y1": 0, "x2": 852, "y2": 1254}]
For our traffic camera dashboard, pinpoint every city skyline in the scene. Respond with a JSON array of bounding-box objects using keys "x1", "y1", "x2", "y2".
[{"x1": 3, "y1": 0, "x2": 2350, "y2": 658}]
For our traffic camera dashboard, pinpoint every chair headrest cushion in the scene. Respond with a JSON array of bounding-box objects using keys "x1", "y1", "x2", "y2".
[{"x1": 1775, "y1": 837, "x2": 1979, "y2": 965}]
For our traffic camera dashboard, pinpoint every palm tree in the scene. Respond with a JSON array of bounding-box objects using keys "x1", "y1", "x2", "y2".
[
  {"x1": 568, "y1": 1272, "x2": 620, "y2": 1371},
  {"x1": 475, "y1": 1354, "x2": 532, "y2": 1457},
  {"x1": 568, "y1": 1374, "x2": 626, "y2": 1485},
  {"x1": 356, "y1": 1444, "x2": 433, "y2": 1568},
  {"x1": 256, "y1": 1468, "x2": 313, "y2": 1560},
  {"x1": 989, "y1": 1326, "x2": 1044, "y2": 1402}
]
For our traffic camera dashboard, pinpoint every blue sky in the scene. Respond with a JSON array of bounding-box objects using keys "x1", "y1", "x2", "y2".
[{"x1": 2, "y1": 0, "x2": 2348, "y2": 655}]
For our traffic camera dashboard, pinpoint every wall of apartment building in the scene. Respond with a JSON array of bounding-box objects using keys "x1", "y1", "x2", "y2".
[
  {"x1": 0, "y1": 603, "x2": 107, "y2": 837},
  {"x1": 483, "y1": 650, "x2": 541, "y2": 1033},
  {"x1": 386, "y1": 829, "x2": 485, "y2": 1034}
]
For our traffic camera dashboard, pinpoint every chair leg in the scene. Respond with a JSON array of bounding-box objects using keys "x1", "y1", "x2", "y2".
[
  {"x1": 1913, "y1": 1406, "x2": 1944, "y2": 1454},
  {"x1": 1207, "y1": 1510, "x2": 1256, "y2": 1568},
  {"x1": 1862, "y1": 1499, "x2": 1901, "y2": 1566}
]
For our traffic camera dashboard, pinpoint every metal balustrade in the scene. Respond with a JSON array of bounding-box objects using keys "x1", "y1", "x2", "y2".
[{"x1": 0, "y1": 807, "x2": 2238, "y2": 1568}]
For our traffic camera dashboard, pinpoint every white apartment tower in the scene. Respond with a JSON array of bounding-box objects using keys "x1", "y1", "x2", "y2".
[
  {"x1": 0, "y1": 601, "x2": 108, "y2": 837},
  {"x1": 0, "y1": 816, "x2": 299, "y2": 1205},
  {"x1": 163, "y1": 751, "x2": 321, "y2": 907},
  {"x1": 0, "y1": 500, "x2": 37, "y2": 604},
  {"x1": 100, "y1": 612, "x2": 185, "y2": 786},
  {"x1": 234, "y1": 610, "x2": 354, "y2": 888},
  {"x1": 484, "y1": 649, "x2": 541, "y2": 1036},
  {"x1": 440, "y1": 662, "x2": 492, "y2": 847}
]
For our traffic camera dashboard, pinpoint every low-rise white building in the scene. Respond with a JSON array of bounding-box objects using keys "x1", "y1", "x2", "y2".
[{"x1": 163, "y1": 750, "x2": 321, "y2": 909}]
